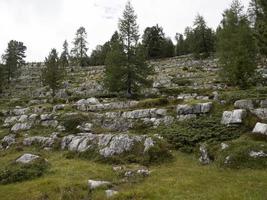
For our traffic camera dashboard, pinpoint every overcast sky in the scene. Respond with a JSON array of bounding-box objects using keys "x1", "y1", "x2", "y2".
[{"x1": 0, "y1": 0, "x2": 250, "y2": 62}]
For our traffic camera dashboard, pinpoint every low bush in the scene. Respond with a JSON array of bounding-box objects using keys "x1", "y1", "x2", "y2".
[
  {"x1": 215, "y1": 139, "x2": 267, "y2": 169},
  {"x1": 172, "y1": 78, "x2": 192, "y2": 86},
  {"x1": 60, "y1": 114, "x2": 90, "y2": 133},
  {"x1": 155, "y1": 116, "x2": 244, "y2": 153},
  {"x1": 136, "y1": 98, "x2": 168, "y2": 108},
  {"x1": 0, "y1": 158, "x2": 49, "y2": 184}
]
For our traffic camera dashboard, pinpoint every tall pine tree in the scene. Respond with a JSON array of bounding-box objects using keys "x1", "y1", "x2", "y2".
[
  {"x1": 104, "y1": 1, "x2": 153, "y2": 96},
  {"x1": 42, "y1": 49, "x2": 64, "y2": 97},
  {"x1": 2, "y1": 40, "x2": 26, "y2": 83},
  {"x1": 250, "y1": 0, "x2": 267, "y2": 57},
  {"x1": 191, "y1": 15, "x2": 215, "y2": 58},
  {"x1": 142, "y1": 25, "x2": 165, "y2": 59},
  {"x1": 0, "y1": 64, "x2": 6, "y2": 93},
  {"x1": 217, "y1": 0, "x2": 256, "y2": 88},
  {"x1": 71, "y1": 27, "x2": 88, "y2": 67},
  {"x1": 60, "y1": 40, "x2": 69, "y2": 69}
]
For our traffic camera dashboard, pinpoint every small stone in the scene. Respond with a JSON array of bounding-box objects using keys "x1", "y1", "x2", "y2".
[
  {"x1": 199, "y1": 144, "x2": 211, "y2": 165},
  {"x1": 16, "y1": 154, "x2": 40, "y2": 164},
  {"x1": 105, "y1": 190, "x2": 118, "y2": 198},
  {"x1": 144, "y1": 137, "x2": 154, "y2": 152},
  {"x1": 249, "y1": 151, "x2": 267, "y2": 158},
  {"x1": 221, "y1": 143, "x2": 229, "y2": 150},
  {"x1": 88, "y1": 180, "x2": 111, "y2": 190},
  {"x1": 137, "y1": 169, "x2": 150, "y2": 176}
]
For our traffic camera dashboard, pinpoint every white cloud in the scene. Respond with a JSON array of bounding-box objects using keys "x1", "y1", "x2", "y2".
[{"x1": 0, "y1": 0, "x2": 250, "y2": 62}]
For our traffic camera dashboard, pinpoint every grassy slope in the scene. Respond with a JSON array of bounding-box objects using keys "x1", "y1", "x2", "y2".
[{"x1": 0, "y1": 150, "x2": 267, "y2": 200}]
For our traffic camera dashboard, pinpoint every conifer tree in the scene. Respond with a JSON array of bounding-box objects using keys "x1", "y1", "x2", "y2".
[
  {"x1": 142, "y1": 25, "x2": 165, "y2": 59},
  {"x1": 60, "y1": 40, "x2": 69, "y2": 69},
  {"x1": 0, "y1": 64, "x2": 6, "y2": 93},
  {"x1": 71, "y1": 27, "x2": 88, "y2": 67},
  {"x1": 191, "y1": 15, "x2": 215, "y2": 58},
  {"x1": 104, "y1": 1, "x2": 153, "y2": 96},
  {"x1": 2, "y1": 40, "x2": 26, "y2": 83},
  {"x1": 217, "y1": 0, "x2": 256, "y2": 88},
  {"x1": 42, "y1": 49, "x2": 64, "y2": 97},
  {"x1": 250, "y1": 0, "x2": 267, "y2": 57}
]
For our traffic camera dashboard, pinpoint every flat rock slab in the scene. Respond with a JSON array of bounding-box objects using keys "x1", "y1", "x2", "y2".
[
  {"x1": 221, "y1": 109, "x2": 247, "y2": 125},
  {"x1": 16, "y1": 154, "x2": 40, "y2": 164},
  {"x1": 252, "y1": 123, "x2": 267, "y2": 135}
]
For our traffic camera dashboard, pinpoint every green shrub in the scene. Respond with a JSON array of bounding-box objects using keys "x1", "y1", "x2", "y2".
[
  {"x1": 61, "y1": 114, "x2": 89, "y2": 133},
  {"x1": 155, "y1": 116, "x2": 243, "y2": 153},
  {"x1": 172, "y1": 78, "x2": 192, "y2": 86},
  {"x1": 215, "y1": 140, "x2": 267, "y2": 169},
  {"x1": 137, "y1": 98, "x2": 168, "y2": 108},
  {"x1": 0, "y1": 158, "x2": 49, "y2": 184}
]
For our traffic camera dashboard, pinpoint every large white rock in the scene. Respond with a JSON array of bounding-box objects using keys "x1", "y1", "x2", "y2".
[
  {"x1": 86, "y1": 97, "x2": 100, "y2": 105},
  {"x1": 88, "y1": 180, "x2": 111, "y2": 190},
  {"x1": 252, "y1": 123, "x2": 267, "y2": 135},
  {"x1": 177, "y1": 102, "x2": 212, "y2": 115},
  {"x1": 16, "y1": 154, "x2": 40, "y2": 164},
  {"x1": 23, "y1": 135, "x2": 56, "y2": 148},
  {"x1": 11, "y1": 123, "x2": 32, "y2": 132},
  {"x1": 13, "y1": 108, "x2": 29, "y2": 116},
  {"x1": 251, "y1": 108, "x2": 267, "y2": 120},
  {"x1": 234, "y1": 99, "x2": 254, "y2": 110},
  {"x1": 221, "y1": 109, "x2": 247, "y2": 125},
  {"x1": 4, "y1": 116, "x2": 20, "y2": 127},
  {"x1": 1, "y1": 134, "x2": 16, "y2": 148}
]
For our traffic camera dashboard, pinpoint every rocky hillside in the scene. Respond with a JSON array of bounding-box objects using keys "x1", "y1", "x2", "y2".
[{"x1": 0, "y1": 55, "x2": 267, "y2": 200}]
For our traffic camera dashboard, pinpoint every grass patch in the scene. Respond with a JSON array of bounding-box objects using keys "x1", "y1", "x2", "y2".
[
  {"x1": 215, "y1": 138, "x2": 267, "y2": 169},
  {"x1": 0, "y1": 158, "x2": 49, "y2": 184},
  {"x1": 136, "y1": 98, "x2": 168, "y2": 108}
]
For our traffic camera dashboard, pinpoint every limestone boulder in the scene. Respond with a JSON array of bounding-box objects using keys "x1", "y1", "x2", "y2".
[
  {"x1": 11, "y1": 123, "x2": 32, "y2": 132},
  {"x1": 234, "y1": 99, "x2": 254, "y2": 110},
  {"x1": 252, "y1": 123, "x2": 267, "y2": 135},
  {"x1": 221, "y1": 109, "x2": 247, "y2": 125}
]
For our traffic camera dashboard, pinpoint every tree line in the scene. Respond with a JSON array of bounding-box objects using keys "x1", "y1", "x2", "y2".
[{"x1": 0, "y1": 0, "x2": 266, "y2": 97}]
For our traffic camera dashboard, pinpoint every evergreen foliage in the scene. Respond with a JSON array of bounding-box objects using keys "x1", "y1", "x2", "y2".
[
  {"x1": 217, "y1": 0, "x2": 257, "y2": 88},
  {"x1": 71, "y1": 27, "x2": 88, "y2": 67},
  {"x1": 104, "y1": 1, "x2": 153, "y2": 96},
  {"x1": 42, "y1": 49, "x2": 64, "y2": 97},
  {"x1": 2, "y1": 40, "x2": 26, "y2": 83},
  {"x1": 60, "y1": 40, "x2": 69, "y2": 69},
  {"x1": 250, "y1": 0, "x2": 267, "y2": 57}
]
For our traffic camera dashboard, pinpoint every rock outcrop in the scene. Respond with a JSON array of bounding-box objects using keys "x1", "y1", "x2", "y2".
[
  {"x1": 61, "y1": 133, "x2": 157, "y2": 158},
  {"x1": 221, "y1": 109, "x2": 247, "y2": 125},
  {"x1": 16, "y1": 154, "x2": 40, "y2": 164},
  {"x1": 252, "y1": 123, "x2": 267, "y2": 135},
  {"x1": 177, "y1": 102, "x2": 212, "y2": 120}
]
